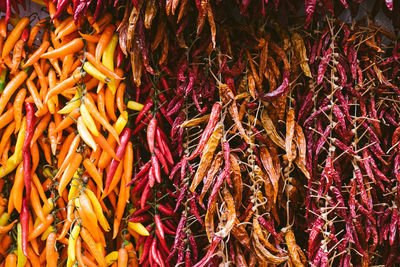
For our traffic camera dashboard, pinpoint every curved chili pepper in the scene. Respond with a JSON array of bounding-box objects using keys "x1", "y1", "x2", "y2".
[
  {"x1": 135, "y1": 98, "x2": 153, "y2": 124},
  {"x1": 188, "y1": 102, "x2": 222, "y2": 160},
  {"x1": 127, "y1": 161, "x2": 151, "y2": 187},
  {"x1": 104, "y1": 128, "x2": 131, "y2": 193},
  {"x1": 21, "y1": 198, "x2": 29, "y2": 257},
  {"x1": 147, "y1": 118, "x2": 157, "y2": 154},
  {"x1": 23, "y1": 102, "x2": 35, "y2": 200}
]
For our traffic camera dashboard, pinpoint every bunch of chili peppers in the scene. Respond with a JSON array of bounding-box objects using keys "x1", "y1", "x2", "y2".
[{"x1": 0, "y1": 0, "x2": 398, "y2": 266}]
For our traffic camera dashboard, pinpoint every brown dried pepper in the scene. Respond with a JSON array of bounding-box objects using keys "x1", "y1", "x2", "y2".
[
  {"x1": 285, "y1": 230, "x2": 305, "y2": 267},
  {"x1": 188, "y1": 102, "x2": 222, "y2": 160},
  {"x1": 285, "y1": 108, "x2": 296, "y2": 167},
  {"x1": 260, "y1": 146, "x2": 279, "y2": 202},
  {"x1": 190, "y1": 122, "x2": 223, "y2": 192}
]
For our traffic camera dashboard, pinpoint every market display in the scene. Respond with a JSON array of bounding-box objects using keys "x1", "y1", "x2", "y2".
[{"x1": 0, "y1": 0, "x2": 398, "y2": 266}]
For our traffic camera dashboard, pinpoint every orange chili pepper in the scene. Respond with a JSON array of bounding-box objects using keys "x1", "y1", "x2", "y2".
[
  {"x1": 84, "y1": 52, "x2": 123, "y2": 80},
  {"x1": 84, "y1": 94, "x2": 120, "y2": 144},
  {"x1": 95, "y1": 25, "x2": 115, "y2": 62},
  {"x1": 28, "y1": 214, "x2": 54, "y2": 241},
  {"x1": 46, "y1": 232, "x2": 58, "y2": 267},
  {"x1": 41, "y1": 38, "x2": 84, "y2": 59},
  {"x1": 105, "y1": 86, "x2": 117, "y2": 122},
  {"x1": 23, "y1": 41, "x2": 50, "y2": 68},
  {"x1": 0, "y1": 71, "x2": 27, "y2": 116},
  {"x1": 58, "y1": 152, "x2": 82, "y2": 195},
  {"x1": 80, "y1": 227, "x2": 107, "y2": 267}
]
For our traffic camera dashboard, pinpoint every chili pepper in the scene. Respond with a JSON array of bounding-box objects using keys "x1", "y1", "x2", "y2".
[
  {"x1": 157, "y1": 204, "x2": 175, "y2": 217},
  {"x1": 188, "y1": 102, "x2": 222, "y2": 160},
  {"x1": 189, "y1": 195, "x2": 204, "y2": 226},
  {"x1": 127, "y1": 161, "x2": 151, "y2": 186},
  {"x1": 23, "y1": 102, "x2": 35, "y2": 200},
  {"x1": 104, "y1": 128, "x2": 131, "y2": 193},
  {"x1": 140, "y1": 237, "x2": 153, "y2": 264},
  {"x1": 129, "y1": 214, "x2": 152, "y2": 223},
  {"x1": 174, "y1": 184, "x2": 188, "y2": 212},
  {"x1": 141, "y1": 183, "x2": 151, "y2": 209},
  {"x1": 135, "y1": 98, "x2": 153, "y2": 124},
  {"x1": 147, "y1": 118, "x2": 157, "y2": 154},
  {"x1": 20, "y1": 198, "x2": 29, "y2": 258},
  {"x1": 389, "y1": 207, "x2": 398, "y2": 245}
]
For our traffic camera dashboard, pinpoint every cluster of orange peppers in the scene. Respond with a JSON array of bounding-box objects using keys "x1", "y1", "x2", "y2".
[{"x1": 0, "y1": 2, "x2": 152, "y2": 266}]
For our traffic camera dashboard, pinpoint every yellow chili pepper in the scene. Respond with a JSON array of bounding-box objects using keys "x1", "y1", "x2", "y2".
[
  {"x1": 41, "y1": 225, "x2": 55, "y2": 241},
  {"x1": 68, "y1": 223, "x2": 81, "y2": 262},
  {"x1": 34, "y1": 199, "x2": 54, "y2": 228},
  {"x1": 128, "y1": 222, "x2": 150, "y2": 236},
  {"x1": 115, "y1": 111, "x2": 128, "y2": 135},
  {"x1": 85, "y1": 189, "x2": 110, "y2": 232},
  {"x1": 0, "y1": 213, "x2": 9, "y2": 226},
  {"x1": 105, "y1": 251, "x2": 119, "y2": 266},
  {"x1": 77, "y1": 116, "x2": 97, "y2": 151},
  {"x1": 127, "y1": 101, "x2": 144, "y2": 111},
  {"x1": 80, "y1": 103, "x2": 99, "y2": 136},
  {"x1": 83, "y1": 62, "x2": 110, "y2": 83},
  {"x1": 17, "y1": 223, "x2": 27, "y2": 267},
  {"x1": 0, "y1": 119, "x2": 26, "y2": 178},
  {"x1": 68, "y1": 177, "x2": 81, "y2": 201},
  {"x1": 102, "y1": 34, "x2": 118, "y2": 94},
  {"x1": 58, "y1": 92, "x2": 81, "y2": 114}
]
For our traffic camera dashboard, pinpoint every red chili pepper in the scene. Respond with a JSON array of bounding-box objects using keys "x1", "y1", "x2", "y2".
[
  {"x1": 127, "y1": 161, "x2": 151, "y2": 187},
  {"x1": 188, "y1": 233, "x2": 198, "y2": 262},
  {"x1": 162, "y1": 225, "x2": 176, "y2": 235},
  {"x1": 116, "y1": 46, "x2": 124, "y2": 68},
  {"x1": 157, "y1": 204, "x2": 175, "y2": 217},
  {"x1": 147, "y1": 118, "x2": 157, "y2": 154},
  {"x1": 189, "y1": 196, "x2": 204, "y2": 226},
  {"x1": 151, "y1": 154, "x2": 161, "y2": 184},
  {"x1": 132, "y1": 175, "x2": 149, "y2": 193},
  {"x1": 389, "y1": 207, "x2": 398, "y2": 245},
  {"x1": 104, "y1": 128, "x2": 131, "y2": 193},
  {"x1": 192, "y1": 236, "x2": 222, "y2": 267},
  {"x1": 151, "y1": 239, "x2": 162, "y2": 266},
  {"x1": 129, "y1": 214, "x2": 152, "y2": 223},
  {"x1": 154, "y1": 215, "x2": 165, "y2": 240},
  {"x1": 148, "y1": 167, "x2": 155, "y2": 188},
  {"x1": 155, "y1": 228, "x2": 169, "y2": 254},
  {"x1": 154, "y1": 148, "x2": 169, "y2": 175},
  {"x1": 135, "y1": 98, "x2": 154, "y2": 124},
  {"x1": 141, "y1": 183, "x2": 151, "y2": 209},
  {"x1": 260, "y1": 70, "x2": 290, "y2": 101},
  {"x1": 132, "y1": 205, "x2": 152, "y2": 217},
  {"x1": 23, "y1": 102, "x2": 35, "y2": 200},
  {"x1": 21, "y1": 197, "x2": 29, "y2": 257},
  {"x1": 308, "y1": 216, "x2": 325, "y2": 253},
  {"x1": 188, "y1": 102, "x2": 222, "y2": 160},
  {"x1": 180, "y1": 155, "x2": 188, "y2": 182},
  {"x1": 174, "y1": 183, "x2": 188, "y2": 212},
  {"x1": 140, "y1": 237, "x2": 153, "y2": 264}
]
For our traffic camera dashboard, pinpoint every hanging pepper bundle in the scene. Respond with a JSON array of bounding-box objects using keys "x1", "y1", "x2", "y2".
[{"x1": 0, "y1": 0, "x2": 398, "y2": 266}]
